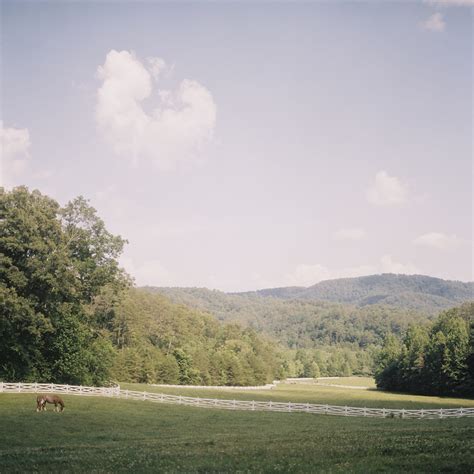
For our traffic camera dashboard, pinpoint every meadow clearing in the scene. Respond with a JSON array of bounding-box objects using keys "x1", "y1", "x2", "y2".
[{"x1": 0, "y1": 379, "x2": 473, "y2": 473}]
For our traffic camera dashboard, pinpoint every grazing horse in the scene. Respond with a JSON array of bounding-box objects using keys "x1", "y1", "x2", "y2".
[{"x1": 36, "y1": 394, "x2": 65, "y2": 412}]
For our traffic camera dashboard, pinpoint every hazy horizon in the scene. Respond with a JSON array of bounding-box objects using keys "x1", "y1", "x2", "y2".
[
  {"x1": 2, "y1": 1, "x2": 472, "y2": 291},
  {"x1": 142, "y1": 271, "x2": 474, "y2": 292}
]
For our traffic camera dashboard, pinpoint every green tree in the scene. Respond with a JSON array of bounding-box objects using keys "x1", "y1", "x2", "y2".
[
  {"x1": 375, "y1": 334, "x2": 402, "y2": 391},
  {"x1": 0, "y1": 187, "x2": 127, "y2": 384},
  {"x1": 399, "y1": 325, "x2": 429, "y2": 393},
  {"x1": 424, "y1": 311, "x2": 470, "y2": 395}
]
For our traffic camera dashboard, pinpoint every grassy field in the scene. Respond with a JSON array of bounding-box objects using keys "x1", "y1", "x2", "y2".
[
  {"x1": 1, "y1": 381, "x2": 473, "y2": 473},
  {"x1": 315, "y1": 376, "x2": 376, "y2": 388}
]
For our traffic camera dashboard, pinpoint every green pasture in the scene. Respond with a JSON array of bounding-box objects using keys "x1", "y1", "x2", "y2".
[
  {"x1": 1, "y1": 381, "x2": 473, "y2": 473},
  {"x1": 315, "y1": 377, "x2": 376, "y2": 387}
]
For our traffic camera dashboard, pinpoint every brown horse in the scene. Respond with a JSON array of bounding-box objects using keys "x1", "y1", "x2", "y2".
[{"x1": 36, "y1": 394, "x2": 65, "y2": 412}]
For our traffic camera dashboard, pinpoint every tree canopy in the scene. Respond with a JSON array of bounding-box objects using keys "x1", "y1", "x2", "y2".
[
  {"x1": 375, "y1": 303, "x2": 473, "y2": 396},
  {"x1": 0, "y1": 187, "x2": 128, "y2": 384}
]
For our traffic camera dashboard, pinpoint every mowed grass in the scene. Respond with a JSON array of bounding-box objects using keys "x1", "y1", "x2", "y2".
[
  {"x1": 1, "y1": 387, "x2": 473, "y2": 473},
  {"x1": 315, "y1": 376, "x2": 376, "y2": 388},
  {"x1": 121, "y1": 379, "x2": 474, "y2": 410}
]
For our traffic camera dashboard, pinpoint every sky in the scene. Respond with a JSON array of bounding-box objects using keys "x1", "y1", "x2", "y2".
[{"x1": 1, "y1": 0, "x2": 472, "y2": 291}]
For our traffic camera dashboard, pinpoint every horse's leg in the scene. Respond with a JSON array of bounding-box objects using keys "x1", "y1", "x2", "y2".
[{"x1": 36, "y1": 396, "x2": 44, "y2": 412}]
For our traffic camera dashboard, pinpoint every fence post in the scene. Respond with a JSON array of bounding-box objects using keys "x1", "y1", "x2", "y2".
[
  {"x1": 382, "y1": 408, "x2": 386, "y2": 418},
  {"x1": 269, "y1": 400, "x2": 272, "y2": 411},
  {"x1": 306, "y1": 403, "x2": 309, "y2": 413},
  {"x1": 125, "y1": 389, "x2": 129, "y2": 399},
  {"x1": 288, "y1": 402, "x2": 292, "y2": 413},
  {"x1": 179, "y1": 395, "x2": 182, "y2": 405},
  {"x1": 160, "y1": 393, "x2": 164, "y2": 403},
  {"x1": 401, "y1": 409, "x2": 405, "y2": 419},
  {"x1": 143, "y1": 391, "x2": 147, "y2": 401},
  {"x1": 344, "y1": 406, "x2": 348, "y2": 416},
  {"x1": 0, "y1": 381, "x2": 3, "y2": 393},
  {"x1": 363, "y1": 407, "x2": 367, "y2": 417},
  {"x1": 325, "y1": 404, "x2": 329, "y2": 414},
  {"x1": 439, "y1": 408, "x2": 443, "y2": 419},
  {"x1": 460, "y1": 408, "x2": 464, "y2": 417},
  {"x1": 252, "y1": 401, "x2": 255, "y2": 411},
  {"x1": 421, "y1": 409, "x2": 424, "y2": 419}
]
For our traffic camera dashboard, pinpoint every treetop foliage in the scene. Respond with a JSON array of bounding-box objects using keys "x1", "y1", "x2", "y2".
[
  {"x1": 0, "y1": 187, "x2": 129, "y2": 383},
  {"x1": 375, "y1": 302, "x2": 473, "y2": 396}
]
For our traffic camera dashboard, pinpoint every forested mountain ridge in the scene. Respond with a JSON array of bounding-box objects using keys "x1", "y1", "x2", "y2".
[
  {"x1": 146, "y1": 274, "x2": 473, "y2": 351},
  {"x1": 108, "y1": 289, "x2": 282, "y2": 385},
  {"x1": 236, "y1": 274, "x2": 474, "y2": 314},
  {"x1": 144, "y1": 286, "x2": 433, "y2": 350}
]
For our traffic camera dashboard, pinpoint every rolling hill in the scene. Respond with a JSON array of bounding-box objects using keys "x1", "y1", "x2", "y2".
[
  {"x1": 236, "y1": 274, "x2": 473, "y2": 313},
  {"x1": 144, "y1": 274, "x2": 473, "y2": 349}
]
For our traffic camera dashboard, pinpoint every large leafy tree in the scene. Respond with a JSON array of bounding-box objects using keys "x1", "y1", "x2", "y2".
[
  {"x1": 375, "y1": 303, "x2": 473, "y2": 396},
  {"x1": 424, "y1": 307, "x2": 470, "y2": 394},
  {"x1": 0, "y1": 187, "x2": 128, "y2": 383}
]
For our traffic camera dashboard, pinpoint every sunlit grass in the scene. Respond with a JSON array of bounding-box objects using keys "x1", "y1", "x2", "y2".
[
  {"x1": 315, "y1": 376, "x2": 376, "y2": 387},
  {"x1": 1, "y1": 393, "x2": 473, "y2": 473}
]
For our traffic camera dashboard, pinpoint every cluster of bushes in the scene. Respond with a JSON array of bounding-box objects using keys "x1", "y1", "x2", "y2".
[{"x1": 375, "y1": 303, "x2": 473, "y2": 396}]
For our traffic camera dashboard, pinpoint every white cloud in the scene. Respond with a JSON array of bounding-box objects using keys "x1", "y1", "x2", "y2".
[
  {"x1": 379, "y1": 255, "x2": 419, "y2": 274},
  {"x1": 147, "y1": 56, "x2": 168, "y2": 80},
  {"x1": 0, "y1": 121, "x2": 31, "y2": 188},
  {"x1": 120, "y1": 256, "x2": 174, "y2": 287},
  {"x1": 413, "y1": 232, "x2": 464, "y2": 249},
  {"x1": 283, "y1": 256, "x2": 418, "y2": 287},
  {"x1": 420, "y1": 13, "x2": 446, "y2": 32},
  {"x1": 96, "y1": 50, "x2": 216, "y2": 169},
  {"x1": 334, "y1": 227, "x2": 366, "y2": 241},
  {"x1": 366, "y1": 171, "x2": 408, "y2": 207},
  {"x1": 284, "y1": 264, "x2": 333, "y2": 287},
  {"x1": 423, "y1": 0, "x2": 474, "y2": 6}
]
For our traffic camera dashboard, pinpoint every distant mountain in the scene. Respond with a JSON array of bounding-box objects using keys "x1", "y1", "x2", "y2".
[
  {"x1": 143, "y1": 274, "x2": 473, "y2": 350},
  {"x1": 236, "y1": 274, "x2": 473, "y2": 314}
]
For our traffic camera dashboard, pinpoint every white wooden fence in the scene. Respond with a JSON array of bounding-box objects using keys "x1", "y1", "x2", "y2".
[
  {"x1": 1, "y1": 382, "x2": 473, "y2": 420},
  {"x1": 150, "y1": 382, "x2": 277, "y2": 390}
]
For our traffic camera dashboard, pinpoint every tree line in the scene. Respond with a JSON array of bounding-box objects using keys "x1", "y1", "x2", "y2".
[
  {"x1": 2, "y1": 187, "x2": 472, "y2": 392},
  {"x1": 0, "y1": 187, "x2": 281, "y2": 386},
  {"x1": 375, "y1": 303, "x2": 473, "y2": 396}
]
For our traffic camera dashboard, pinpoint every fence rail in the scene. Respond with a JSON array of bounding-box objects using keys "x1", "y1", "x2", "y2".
[{"x1": 1, "y1": 382, "x2": 473, "y2": 420}]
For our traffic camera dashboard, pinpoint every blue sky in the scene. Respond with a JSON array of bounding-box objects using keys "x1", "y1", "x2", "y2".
[{"x1": 1, "y1": 1, "x2": 472, "y2": 290}]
